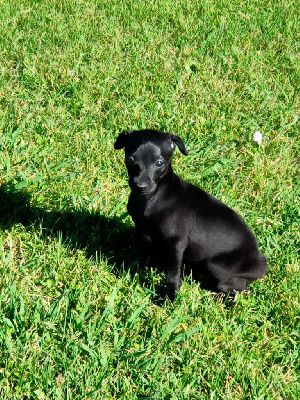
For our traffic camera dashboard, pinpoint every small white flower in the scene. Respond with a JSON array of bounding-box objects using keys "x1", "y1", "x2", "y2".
[{"x1": 253, "y1": 130, "x2": 263, "y2": 143}]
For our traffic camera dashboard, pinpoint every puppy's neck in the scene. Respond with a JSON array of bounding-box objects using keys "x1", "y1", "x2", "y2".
[{"x1": 160, "y1": 163, "x2": 176, "y2": 184}]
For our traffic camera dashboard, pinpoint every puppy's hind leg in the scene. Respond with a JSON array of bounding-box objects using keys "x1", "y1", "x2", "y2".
[
  {"x1": 206, "y1": 253, "x2": 248, "y2": 294},
  {"x1": 215, "y1": 252, "x2": 267, "y2": 294}
]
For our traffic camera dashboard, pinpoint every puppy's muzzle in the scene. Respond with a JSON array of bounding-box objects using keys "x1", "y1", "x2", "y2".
[{"x1": 130, "y1": 178, "x2": 157, "y2": 194}]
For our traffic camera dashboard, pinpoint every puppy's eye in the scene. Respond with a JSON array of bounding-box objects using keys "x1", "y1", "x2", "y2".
[
  {"x1": 126, "y1": 157, "x2": 135, "y2": 165},
  {"x1": 155, "y1": 159, "x2": 164, "y2": 168}
]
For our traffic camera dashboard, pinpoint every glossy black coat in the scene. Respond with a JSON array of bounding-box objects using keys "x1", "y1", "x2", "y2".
[{"x1": 115, "y1": 129, "x2": 267, "y2": 301}]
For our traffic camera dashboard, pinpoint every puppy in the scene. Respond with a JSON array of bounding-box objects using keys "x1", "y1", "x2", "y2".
[{"x1": 114, "y1": 129, "x2": 267, "y2": 301}]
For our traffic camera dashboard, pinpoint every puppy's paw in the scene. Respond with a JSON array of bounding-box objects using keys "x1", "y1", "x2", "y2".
[
  {"x1": 217, "y1": 277, "x2": 249, "y2": 294},
  {"x1": 155, "y1": 295, "x2": 167, "y2": 306}
]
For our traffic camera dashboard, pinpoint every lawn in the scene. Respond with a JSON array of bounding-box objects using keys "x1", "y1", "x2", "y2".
[{"x1": 0, "y1": 0, "x2": 299, "y2": 399}]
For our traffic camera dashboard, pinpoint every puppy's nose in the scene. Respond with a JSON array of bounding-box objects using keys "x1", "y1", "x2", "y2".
[{"x1": 135, "y1": 181, "x2": 148, "y2": 189}]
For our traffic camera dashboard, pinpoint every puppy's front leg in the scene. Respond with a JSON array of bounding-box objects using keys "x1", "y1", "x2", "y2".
[
  {"x1": 139, "y1": 236, "x2": 153, "y2": 269},
  {"x1": 164, "y1": 239, "x2": 185, "y2": 302},
  {"x1": 135, "y1": 225, "x2": 151, "y2": 268}
]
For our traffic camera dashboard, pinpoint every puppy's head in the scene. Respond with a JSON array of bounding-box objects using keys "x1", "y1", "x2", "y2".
[{"x1": 114, "y1": 129, "x2": 188, "y2": 194}]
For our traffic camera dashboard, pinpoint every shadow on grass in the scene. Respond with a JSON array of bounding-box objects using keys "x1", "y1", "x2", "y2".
[
  {"x1": 0, "y1": 182, "x2": 138, "y2": 273},
  {"x1": 0, "y1": 182, "x2": 224, "y2": 301}
]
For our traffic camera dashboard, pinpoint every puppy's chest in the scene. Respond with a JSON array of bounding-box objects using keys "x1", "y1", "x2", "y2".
[
  {"x1": 127, "y1": 194, "x2": 158, "y2": 222},
  {"x1": 127, "y1": 195, "x2": 168, "y2": 243}
]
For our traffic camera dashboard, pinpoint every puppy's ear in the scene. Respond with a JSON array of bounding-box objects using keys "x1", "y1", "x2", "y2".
[
  {"x1": 114, "y1": 130, "x2": 132, "y2": 149},
  {"x1": 170, "y1": 134, "x2": 188, "y2": 155}
]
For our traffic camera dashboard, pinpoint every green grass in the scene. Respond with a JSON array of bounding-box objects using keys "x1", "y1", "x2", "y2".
[{"x1": 0, "y1": 0, "x2": 299, "y2": 398}]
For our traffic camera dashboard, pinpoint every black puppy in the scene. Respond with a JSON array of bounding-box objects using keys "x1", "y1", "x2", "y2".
[{"x1": 114, "y1": 129, "x2": 267, "y2": 301}]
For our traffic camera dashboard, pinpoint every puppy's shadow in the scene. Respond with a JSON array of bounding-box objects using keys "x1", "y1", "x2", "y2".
[
  {"x1": 0, "y1": 183, "x2": 139, "y2": 275},
  {"x1": 0, "y1": 183, "x2": 234, "y2": 303}
]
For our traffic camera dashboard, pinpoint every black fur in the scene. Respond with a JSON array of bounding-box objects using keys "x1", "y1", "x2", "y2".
[{"x1": 114, "y1": 129, "x2": 267, "y2": 302}]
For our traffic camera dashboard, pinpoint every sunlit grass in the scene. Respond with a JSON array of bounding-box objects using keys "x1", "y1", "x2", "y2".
[{"x1": 0, "y1": 0, "x2": 299, "y2": 399}]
